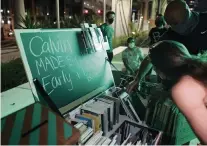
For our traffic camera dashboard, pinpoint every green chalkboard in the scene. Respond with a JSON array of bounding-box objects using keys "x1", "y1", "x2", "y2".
[{"x1": 15, "y1": 29, "x2": 114, "y2": 111}]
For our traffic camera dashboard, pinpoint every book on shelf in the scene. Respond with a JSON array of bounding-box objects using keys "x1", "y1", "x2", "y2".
[{"x1": 75, "y1": 114, "x2": 95, "y2": 131}]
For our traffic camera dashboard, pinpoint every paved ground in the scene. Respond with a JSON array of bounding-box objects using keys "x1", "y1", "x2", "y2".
[{"x1": 1, "y1": 39, "x2": 20, "y2": 63}]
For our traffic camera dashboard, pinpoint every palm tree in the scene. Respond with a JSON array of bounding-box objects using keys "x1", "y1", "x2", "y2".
[{"x1": 14, "y1": 0, "x2": 26, "y2": 28}]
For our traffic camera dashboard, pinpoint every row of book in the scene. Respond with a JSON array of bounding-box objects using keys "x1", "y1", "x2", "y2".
[
  {"x1": 74, "y1": 122, "x2": 156, "y2": 146},
  {"x1": 109, "y1": 120, "x2": 162, "y2": 145},
  {"x1": 71, "y1": 95, "x2": 120, "y2": 137},
  {"x1": 80, "y1": 23, "x2": 110, "y2": 54}
]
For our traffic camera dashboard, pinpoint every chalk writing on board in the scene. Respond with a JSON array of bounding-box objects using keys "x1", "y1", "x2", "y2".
[
  {"x1": 29, "y1": 36, "x2": 72, "y2": 57},
  {"x1": 35, "y1": 55, "x2": 69, "y2": 75},
  {"x1": 41, "y1": 70, "x2": 73, "y2": 95},
  {"x1": 76, "y1": 72, "x2": 80, "y2": 79}
]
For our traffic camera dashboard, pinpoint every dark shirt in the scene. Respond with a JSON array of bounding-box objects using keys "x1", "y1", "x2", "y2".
[
  {"x1": 149, "y1": 27, "x2": 168, "y2": 45},
  {"x1": 160, "y1": 12, "x2": 207, "y2": 55}
]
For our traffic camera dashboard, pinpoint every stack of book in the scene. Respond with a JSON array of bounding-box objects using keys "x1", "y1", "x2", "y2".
[
  {"x1": 109, "y1": 120, "x2": 162, "y2": 145},
  {"x1": 85, "y1": 131, "x2": 118, "y2": 145},
  {"x1": 74, "y1": 122, "x2": 94, "y2": 144},
  {"x1": 75, "y1": 95, "x2": 120, "y2": 136}
]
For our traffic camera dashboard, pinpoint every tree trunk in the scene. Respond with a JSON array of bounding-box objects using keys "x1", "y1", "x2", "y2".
[
  {"x1": 142, "y1": 0, "x2": 149, "y2": 31},
  {"x1": 14, "y1": 0, "x2": 25, "y2": 28},
  {"x1": 31, "y1": 0, "x2": 36, "y2": 22}
]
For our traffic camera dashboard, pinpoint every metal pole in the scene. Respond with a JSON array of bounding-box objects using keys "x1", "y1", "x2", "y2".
[
  {"x1": 56, "y1": 0, "x2": 60, "y2": 28},
  {"x1": 103, "y1": 0, "x2": 106, "y2": 23},
  {"x1": 157, "y1": 0, "x2": 161, "y2": 16}
]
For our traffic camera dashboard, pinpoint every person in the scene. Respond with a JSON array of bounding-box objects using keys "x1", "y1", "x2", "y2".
[
  {"x1": 164, "y1": 0, "x2": 207, "y2": 55},
  {"x1": 148, "y1": 40, "x2": 207, "y2": 144},
  {"x1": 148, "y1": 15, "x2": 167, "y2": 45},
  {"x1": 122, "y1": 37, "x2": 144, "y2": 76},
  {"x1": 100, "y1": 11, "x2": 115, "y2": 63},
  {"x1": 127, "y1": 0, "x2": 207, "y2": 93}
]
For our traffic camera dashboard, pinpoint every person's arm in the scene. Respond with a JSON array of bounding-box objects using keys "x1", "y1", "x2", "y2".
[
  {"x1": 134, "y1": 55, "x2": 153, "y2": 83},
  {"x1": 137, "y1": 48, "x2": 144, "y2": 61},
  {"x1": 172, "y1": 76, "x2": 207, "y2": 144},
  {"x1": 127, "y1": 55, "x2": 153, "y2": 93}
]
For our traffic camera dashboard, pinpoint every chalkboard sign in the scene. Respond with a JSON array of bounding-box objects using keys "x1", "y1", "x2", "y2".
[{"x1": 15, "y1": 29, "x2": 114, "y2": 113}]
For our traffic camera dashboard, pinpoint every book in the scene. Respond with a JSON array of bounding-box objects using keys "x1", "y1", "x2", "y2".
[
  {"x1": 95, "y1": 100, "x2": 112, "y2": 130},
  {"x1": 75, "y1": 114, "x2": 95, "y2": 130},
  {"x1": 97, "y1": 97, "x2": 115, "y2": 125},
  {"x1": 70, "y1": 118, "x2": 88, "y2": 126},
  {"x1": 78, "y1": 124, "x2": 88, "y2": 135},
  {"x1": 82, "y1": 113, "x2": 102, "y2": 132},
  {"x1": 85, "y1": 131, "x2": 103, "y2": 145},
  {"x1": 96, "y1": 136, "x2": 107, "y2": 145},
  {"x1": 109, "y1": 139, "x2": 117, "y2": 146},
  {"x1": 104, "y1": 95, "x2": 120, "y2": 124},
  {"x1": 74, "y1": 122, "x2": 84, "y2": 129},
  {"x1": 102, "y1": 138, "x2": 112, "y2": 145},
  {"x1": 81, "y1": 102, "x2": 109, "y2": 135},
  {"x1": 89, "y1": 27, "x2": 102, "y2": 51},
  {"x1": 79, "y1": 127, "x2": 94, "y2": 144}
]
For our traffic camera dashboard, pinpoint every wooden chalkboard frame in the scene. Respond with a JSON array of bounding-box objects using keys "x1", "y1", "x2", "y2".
[{"x1": 14, "y1": 29, "x2": 115, "y2": 114}]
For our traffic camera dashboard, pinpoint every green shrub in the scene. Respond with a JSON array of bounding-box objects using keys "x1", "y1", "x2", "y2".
[{"x1": 1, "y1": 58, "x2": 28, "y2": 92}]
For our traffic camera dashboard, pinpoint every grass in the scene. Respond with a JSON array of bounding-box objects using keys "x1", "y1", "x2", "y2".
[{"x1": 1, "y1": 58, "x2": 28, "y2": 92}]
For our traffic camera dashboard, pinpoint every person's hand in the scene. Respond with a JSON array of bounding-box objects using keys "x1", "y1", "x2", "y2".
[{"x1": 127, "y1": 80, "x2": 138, "y2": 94}]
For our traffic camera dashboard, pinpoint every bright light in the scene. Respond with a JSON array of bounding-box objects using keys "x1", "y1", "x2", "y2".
[
  {"x1": 7, "y1": 10, "x2": 10, "y2": 13},
  {"x1": 54, "y1": 21, "x2": 56, "y2": 24},
  {"x1": 190, "y1": 8, "x2": 194, "y2": 10},
  {"x1": 132, "y1": 32, "x2": 135, "y2": 35},
  {"x1": 84, "y1": 10, "x2": 88, "y2": 14},
  {"x1": 97, "y1": 10, "x2": 101, "y2": 14},
  {"x1": 25, "y1": 12, "x2": 27, "y2": 15},
  {"x1": 148, "y1": 21, "x2": 150, "y2": 23},
  {"x1": 64, "y1": 11, "x2": 66, "y2": 14},
  {"x1": 87, "y1": 3, "x2": 89, "y2": 6},
  {"x1": 141, "y1": 16, "x2": 143, "y2": 19},
  {"x1": 84, "y1": 2, "x2": 86, "y2": 5},
  {"x1": 1, "y1": 20, "x2": 4, "y2": 24},
  {"x1": 190, "y1": 1, "x2": 195, "y2": 3},
  {"x1": 1, "y1": 10, "x2": 3, "y2": 13},
  {"x1": 9, "y1": 32, "x2": 13, "y2": 35},
  {"x1": 69, "y1": 16, "x2": 72, "y2": 19},
  {"x1": 47, "y1": 12, "x2": 49, "y2": 15},
  {"x1": 8, "y1": 20, "x2": 11, "y2": 24}
]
